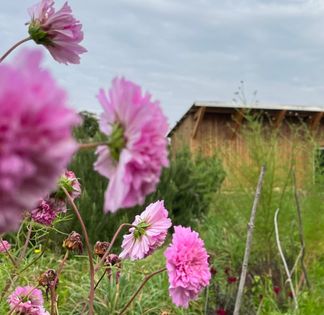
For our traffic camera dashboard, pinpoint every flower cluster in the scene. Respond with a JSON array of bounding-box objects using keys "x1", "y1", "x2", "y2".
[
  {"x1": 94, "y1": 78, "x2": 169, "y2": 213},
  {"x1": 0, "y1": 49, "x2": 80, "y2": 233},
  {"x1": 8, "y1": 286, "x2": 49, "y2": 315}
]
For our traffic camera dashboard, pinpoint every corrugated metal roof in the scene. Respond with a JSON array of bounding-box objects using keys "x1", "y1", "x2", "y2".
[
  {"x1": 194, "y1": 101, "x2": 324, "y2": 112},
  {"x1": 168, "y1": 101, "x2": 324, "y2": 136}
]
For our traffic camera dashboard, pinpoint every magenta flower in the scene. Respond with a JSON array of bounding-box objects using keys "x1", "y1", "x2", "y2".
[
  {"x1": 0, "y1": 240, "x2": 11, "y2": 253},
  {"x1": 28, "y1": 0, "x2": 87, "y2": 64},
  {"x1": 0, "y1": 49, "x2": 80, "y2": 233},
  {"x1": 94, "y1": 77, "x2": 169, "y2": 213},
  {"x1": 119, "y1": 201, "x2": 171, "y2": 260},
  {"x1": 8, "y1": 286, "x2": 49, "y2": 315},
  {"x1": 164, "y1": 226, "x2": 211, "y2": 308},
  {"x1": 30, "y1": 199, "x2": 57, "y2": 226}
]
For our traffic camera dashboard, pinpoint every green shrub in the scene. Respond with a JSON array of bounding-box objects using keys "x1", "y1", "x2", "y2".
[{"x1": 57, "y1": 113, "x2": 225, "y2": 246}]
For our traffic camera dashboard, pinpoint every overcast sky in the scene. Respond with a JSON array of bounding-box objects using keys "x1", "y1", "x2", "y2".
[{"x1": 2, "y1": 0, "x2": 324, "y2": 127}]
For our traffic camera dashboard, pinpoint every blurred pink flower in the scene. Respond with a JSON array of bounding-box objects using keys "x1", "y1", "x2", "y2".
[
  {"x1": 0, "y1": 49, "x2": 80, "y2": 233},
  {"x1": 119, "y1": 200, "x2": 171, "y2": 260},
  {"x1": 8, "y1": 286, "x2": 49, "y2": 315},
  {"x1": 164, "y1": 226, "x2": 211, "y2": 308},
  {"x1": 94, "y1": 77, "x2": 169, "y2": 213},
  {"x1": 0, "y1": 240, "x2": 11, "y2": 253},
  {"x1": 30, "y1": 199, "x2": 57, "y2": 226},
  {"x1": 28, "y1": 0, "x2": 87, "y2": 64}
]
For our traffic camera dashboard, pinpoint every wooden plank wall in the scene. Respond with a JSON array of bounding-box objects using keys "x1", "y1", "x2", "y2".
[{"x1": 170, "y1": 109, "x2": 324, "y2": 188}]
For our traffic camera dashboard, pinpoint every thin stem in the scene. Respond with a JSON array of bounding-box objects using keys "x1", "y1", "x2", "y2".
[
  {"x1": 0, "y1": 37, "x2": 31, "y2": 63},
  {"x1": 233, "y1": 165, "x2": 266, "y2": 315},
  {"x1": 50, "y1": 286, "x2": 56, "y2": 315},
  {"x1": 49, "y1": 250, "x2": 69, "y2": 315},
  {"x1": 78, "y1": 142, "x2": 108, "y2": 150},
  {"x1": 274, "y1": 208, "x2": 298, "y2": 311},
  {"x1": 292, "y1": 169, "x2": 311, "y2": 290},
  {"x1": 94, "y1": 223, "x2": 134, "y2": 273},
  {"x1": 119, "y1": 268, "x2": 167, "y2": 315},
  {"x1": 0, "y1": 239, "x2": 17, "y2": 269},
  {"x1": 62, "y1": 187, "x2": 95, "y2": 315},
  {"x1": 94, "y1": 270, "x2": 107, "y2": 290},
  {"x1": 18, "y1": 223, "x2": 32, "y2": 264}
]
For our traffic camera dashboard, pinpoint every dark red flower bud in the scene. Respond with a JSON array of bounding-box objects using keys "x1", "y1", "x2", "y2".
[
  {"x1": 227, "y1": 276, "x2": 238, "y2": 284},
  {"x1": 273, "y1": 286, "x2": 281, "y2": 295},
  {"x1": 216, "y1": 308, "x2": 228, "y2": 315}
]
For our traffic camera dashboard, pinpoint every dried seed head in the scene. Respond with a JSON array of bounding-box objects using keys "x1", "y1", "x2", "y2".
[
  {"x1": 105, "y1": 253, "x2": 121, "y2": 267},
  {"x1": 63, "y1": 231, "x2": 83, "y2": 253},
  {"x1": 94, "y1": 241, "x2": 110, "y2": 258},
  {"x1": 39, "y1": 269, "x2": 58, "y2": 288}
]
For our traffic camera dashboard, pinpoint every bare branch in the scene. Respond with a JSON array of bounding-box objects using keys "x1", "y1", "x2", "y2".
[
  {"x1": 233, "y1": 165, "x2": 266, "y2": 315},
  {"x1": 274, "y1": 208, "x2": 298, "y2": 311}
]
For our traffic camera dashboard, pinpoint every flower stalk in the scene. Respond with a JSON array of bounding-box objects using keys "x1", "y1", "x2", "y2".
[
  {"x1": 119, "y1": 268, "x2": 167, "y2": 315},
  {"x1": 62, "y1": 187, "x2": 95, "y2": 315},
  {"x1": 0, "y1": 37, "x2": 31, "y2": 63}
]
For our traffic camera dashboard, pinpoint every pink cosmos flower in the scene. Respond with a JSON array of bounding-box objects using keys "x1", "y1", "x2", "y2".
[
  {"x1": 94, "y1": 78, "x2": 169, "y2": 213},
  {"x1": 0, "y1": 240, "x2": 11, "y2": 253},
  {"x1": 164, "y1": 226, "x2": 211, "y2": 308},
  {"x1": 28, "y1": 0, "x2": 87, "y2": 64},
  {"x1": 0, "y1": 49, "x2": 80, "y2": 233},
  {"x1": 119, "y1": 200, "x2": 172, "y2": 260},
  {"x1": 8, "y1": 286, "x2": 49, "y2": 315},
  {"x1": 59, "y1": 170, "x2": 81, "y2": 200},
  {"x1": 30, "y1": 199, "x2": 57, "y2": 226}
]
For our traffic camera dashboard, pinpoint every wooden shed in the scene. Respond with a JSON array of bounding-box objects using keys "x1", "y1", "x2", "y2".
[{"x1": 168, "y1": 102, "x2": 324, "y2": 186}]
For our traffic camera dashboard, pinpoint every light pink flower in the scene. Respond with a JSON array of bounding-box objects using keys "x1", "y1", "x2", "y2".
[
  {"x1": 8, "y1": 286, "x2": 49, "y2": 315},
  {"x1": 0, "y1": 240, "x2": 11, "y2": 253},
  {"x1": 94, "y1": 78, "x2": 169, "y2": 213},
  {"x1": 0, "y1": 49, "x2": 80, "y2": 233},
  {"x1": 28, "y1": 0, "x2": 87, "y2": 64},
  {"x1": 30, "y1": 200, "x2": 57, "y2": 226},
  {"x1": 164, "y1": 226, "x2": 211, "y2": 308},
  {"x1": 119, "y1": 201, "x2": 172, "y2": 260},
  {"x1": 60, "y1": 170, "x2": 81, "y2": 200}
]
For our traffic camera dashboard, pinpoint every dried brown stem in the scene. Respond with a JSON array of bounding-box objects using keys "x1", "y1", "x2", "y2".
[
  {"x1": 62, "y1": 187, "x2": 95, "y2": 315},
  {"x1": 94, "y1": 223, "x2": 134, "y2": 273},
  {"x1": 119, "y1": 268, "x2": 167, "y2": 315},
  {"x1": 0, "y1": 37, "x2": 31, "y2": 63},
  {"x1": 0, "y1": 239, "x2": 17, "y2": 269}
]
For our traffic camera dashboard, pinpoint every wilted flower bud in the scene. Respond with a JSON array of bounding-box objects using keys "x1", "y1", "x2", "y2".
[
  {"x1": 63, "y1": 231, "x2": 83, "y2": 253},
  {"x1": 105, "y1": 253, "x2": 122, "y2": 284},
  {"x1": 39, "y1": 269, "x2": 58, "y2": 298},
  {"x1": 94, "y1": 241, "x2": 110, "y2": 258},
  {"x1": 105, "y1": 253, "x2": 121, "y2": 266}
]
